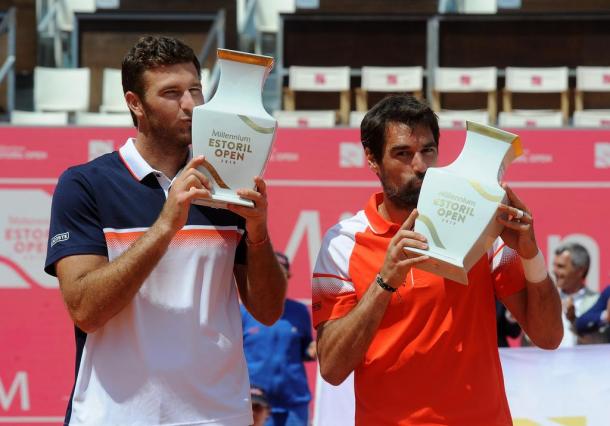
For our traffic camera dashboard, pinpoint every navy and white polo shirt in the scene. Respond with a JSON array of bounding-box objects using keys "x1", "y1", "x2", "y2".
[{"x1": 45, "y1": 139, "x2": 252, "y2": 426}]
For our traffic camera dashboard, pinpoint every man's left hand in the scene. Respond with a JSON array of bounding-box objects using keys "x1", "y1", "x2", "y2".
[
  {"x1": 496, "y1": 183, "x2": 538, "y2": 259},
  {"x1": 227, "y1": 176, "x2": 269, "y2": 244}
]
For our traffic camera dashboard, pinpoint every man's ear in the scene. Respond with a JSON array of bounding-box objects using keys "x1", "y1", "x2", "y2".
[
  {"x1": 125, "y1": 91, "x2": 144, "y2": 123},
  {"x1": 365, "y1": 148, "x2": 378, "y2": 173}
]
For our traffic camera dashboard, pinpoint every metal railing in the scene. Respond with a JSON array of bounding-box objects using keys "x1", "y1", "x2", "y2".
[
  {"x1": 199, "y1": 9, "x2": 226, "y2": 101},
  {"x1": 0, "y1": 7, "x2": 16, "y2": 116},
  {"x1": 238, "y1": 0, "x2": 258, "y2": 52},
  {"x1": 36, "y1": 0, "x2": 77, "y2": 67}
]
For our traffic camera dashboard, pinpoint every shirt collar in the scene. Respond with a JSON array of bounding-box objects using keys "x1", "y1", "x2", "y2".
[
  {"x1": 119, "y1": 138, "x2": 156, "y2": 181},
  {"x1": 118, "y1": 138, "x2": 193, "y2": 182},
  {"x1": 560, "y1": 287, "x2": 587, "y2": 300},
  {"x1": 364, "y1": 192, "x2": 400, "y2": 235}
]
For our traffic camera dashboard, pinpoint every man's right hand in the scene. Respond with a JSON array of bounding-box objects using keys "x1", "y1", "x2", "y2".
[
  {"x1": 379, "y1": 208, "x2": 430, "y2": 289},
  {"x1": 159, "y1": 156, "x2": 212, "y2": 233}
]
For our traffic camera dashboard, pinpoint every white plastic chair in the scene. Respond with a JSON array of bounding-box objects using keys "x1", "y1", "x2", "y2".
[
  {"x1": 56, "y1": 0, "x2": 96, "y2": 32},
  {"x1": 349, "y1": 111, "x2": 367, "y2": 128},
  {"x1": 99, "y1": 68, "x2": 127, "y2": 113},
  {"x1": 11, "y1": 110, "x2": 69, "y2": 126},
  {"x1": 284, "y1": 66, "x2": 351, "y2": 124},
  {"x1": 575, "y1": 66, "x2": 610, "y2": 113},
  {"x1": 573, "y1": 110, "x2": 610, "y2": 128},
  {"x1": 498, "y1": 110, "x2": 563, "y2": 128},
  {"x1": 432, "y1": 67, "x2": 497, "y2": 124},
  {"x1": 436, "y1": 110, "x2": 490, "y2": 129},
  {"x1": 34, "y1": 66, "x2": 91, "y2": 112},
  {"x1": 255, "y1": 0, "x2": 295, "y2": 54},
  {"x1": 75, "y1": 112, "x2": 133, "y2": 127},
  {"x1": 52, "y1": 0, "x2": 96, "y2": 66},
  {"x1": 273, "y1": 110, "x2": 336, "y2": 128},
  {"x1": 355, "y1": 67, "x2": 423, "y2": 111},
  {"x1": 503, "y1": 67, "x2": 569, "y2": 124}
]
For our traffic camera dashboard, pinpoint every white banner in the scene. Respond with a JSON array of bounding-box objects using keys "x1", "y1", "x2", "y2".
[{"x1": 313, "y1": 345, "x2": 610, "y2": 426}]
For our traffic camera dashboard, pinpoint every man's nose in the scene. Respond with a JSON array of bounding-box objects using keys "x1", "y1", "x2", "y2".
[
  {"x1": 412, "y1": 152, "x2": 428, "y2": 173},
  {"x1": 181, "y1": 90, "x2": 196, "y2": 114}
]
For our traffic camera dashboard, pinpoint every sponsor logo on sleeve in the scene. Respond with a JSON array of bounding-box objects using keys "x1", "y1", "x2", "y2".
[{"x1": 50, "y1": 232, "x2": 69, "y2": 247}]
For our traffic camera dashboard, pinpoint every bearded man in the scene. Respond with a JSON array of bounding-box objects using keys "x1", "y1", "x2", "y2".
[{"x1": 312, "y1": 95, "x2": 562, "y2": 426}]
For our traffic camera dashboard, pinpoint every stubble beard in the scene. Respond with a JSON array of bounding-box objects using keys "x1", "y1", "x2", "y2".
[
  {"x1": 381, "y1": 172, "x2": 425, "y2": 210},
  {"x1": 143, "y1": 103, "x2": 192, "y2": 150}
]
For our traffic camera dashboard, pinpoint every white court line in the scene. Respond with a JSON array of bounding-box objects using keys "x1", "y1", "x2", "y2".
[
  {"x1": 0, "y1": 417, "x2": 64, "y2": 423},
  {"x1": 1, "y1": 178, "x2": 610, "y2": 189}
]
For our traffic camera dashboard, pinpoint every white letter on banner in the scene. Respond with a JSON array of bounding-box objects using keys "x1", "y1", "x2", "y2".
[
  {"x1": 284, "y1": 211, "x2": 322, "y2": 274},
  {"x1": 0, "y1": 371, "x2": 30, "y2": 411},
  {"x1": 547, "y1": 234, "x2": 600, "y2": 292}
]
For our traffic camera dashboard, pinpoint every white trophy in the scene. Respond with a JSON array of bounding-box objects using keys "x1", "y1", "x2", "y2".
[
  {"x1": 404, "y1": 121, "x2": 522, "y2": 284},
  {"x1": 191, "y1": 49, "x2": 276, "y2": 208}
]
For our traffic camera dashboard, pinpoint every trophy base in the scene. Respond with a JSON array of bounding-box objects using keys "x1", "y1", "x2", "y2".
[
  {"x1": 193, "y1": 192, "x2": 254, "y2": 209},
  {"x1": 403, "y1": 247, "x2": 469, "y2": 285}
]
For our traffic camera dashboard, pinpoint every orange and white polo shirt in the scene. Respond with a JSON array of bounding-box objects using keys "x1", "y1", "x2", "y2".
[{"x1": 312, "y1": 192, "x2": 525, "y2": 426}]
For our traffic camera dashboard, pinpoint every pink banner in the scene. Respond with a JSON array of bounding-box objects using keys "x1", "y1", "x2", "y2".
[{"x1": 1, "y1": 127, "x2": 609, "y2": 423}]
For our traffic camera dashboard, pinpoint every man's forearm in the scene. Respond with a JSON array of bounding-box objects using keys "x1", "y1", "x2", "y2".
[
  {"x1": 66, "y1": 220, "x2": 174, "y2": 332},
  {"x1": 524, "y1": 276, "x2": 563, "y2": 349},
  {"x1": 242, "y1": 238, "x2": 287, "y2": 325},
  {"x1": 317, "y1": 281, "x2": 392, "y2": 386}
]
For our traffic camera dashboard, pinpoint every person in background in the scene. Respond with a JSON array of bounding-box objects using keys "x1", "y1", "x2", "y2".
[
  {"x1": 251, "y1": 387, "x2": 272, "y2": 426},
  {"x1": 552, "y1": 242, "x2": 599, "y2": 346},
  {"x1": 575, "y1": 285, "x2": 610, "y2": 343},
  {"x1": 496, "y1": 299, "x2": 521, "y2": 347},
  {"x1": 241, "y1": 252, "x2": 316, "y2": 426}
]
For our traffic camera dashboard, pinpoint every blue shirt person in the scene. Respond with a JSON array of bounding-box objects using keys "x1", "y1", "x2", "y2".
[
  {"x1": 241, "y1": 252, "x2": 315, "y2": 426},
  {"x1": 575, "y1": 286, "x2": 610, "y2": 343}
]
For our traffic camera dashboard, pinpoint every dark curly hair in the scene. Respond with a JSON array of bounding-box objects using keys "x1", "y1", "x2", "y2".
[
  {"x1": 122, "y1": 35, "x2": 201, "y2": 126},
  {"x1": 361, "y1": 94, "x2": 439, "y2": 163}
]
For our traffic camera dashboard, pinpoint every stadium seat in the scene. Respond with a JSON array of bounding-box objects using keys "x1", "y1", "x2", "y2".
[
  {"x1": 56, "y1": 0, "x2": 96, "y2": 32},
  {"x1": 355, "y1": 67, "x2": 423, "y2": 111},
  {"x1": 498, "y1": 110, "x2": 563, "y2": 128},
  {"x1": 502, "y1": 67, "x2": 569, "y2": 124},
  {"x1": 50, "y1": 0, "x2": 97, "y2": 66},
  {"x1": 255, "y1": 0, "x2": 295, "y2": 54},
  {"x1": 432, "y1": 67, "x2": 497, "y2": 125},
  {"x1": 74, "y1": 112, "x2": 133, "y2": 127},
  {"x1": 284, "y1": 66, "x2": 350, "y2": 124},
  {"x1": 574, "y1": 66, "x2": 610, "y2": 127},
  {"x1": 573, "y1": 110, "x2": 610, "y2": 128},
  {"x1": 349, "y1": 111, "x2": 367, "y2": 127},
  {"x1": 10, "y1": 110, "x2": 69, "y2": 126},
  {"x1": 436, "y1": 110, "x2": 490, "y2": 128},
  {"x1": 273, "y1": 110, "x2": 336, "y2": 128},
  {"x1": 99, "y1": 68, "x2": 127, "y2": 113},
  {"x1": 34, "y1": 66, "x2": 91, "y2": 112}
]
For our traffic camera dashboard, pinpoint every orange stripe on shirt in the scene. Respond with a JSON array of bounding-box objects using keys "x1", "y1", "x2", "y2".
[{"x1": 105, "y1": 228, "x2": 243, "y2": 248}]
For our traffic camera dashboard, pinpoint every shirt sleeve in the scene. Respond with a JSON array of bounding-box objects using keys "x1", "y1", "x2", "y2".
[
  {"x1": 311, "y1": 224, "x2": 358, "y2": 329},
  {"x1": 490, "y1": 241, "x2": 526, "y2": 300},
  {"x1": 44, "y1": 168, "x2": 108, "y2": 276}
]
